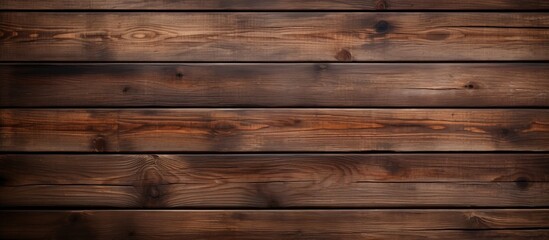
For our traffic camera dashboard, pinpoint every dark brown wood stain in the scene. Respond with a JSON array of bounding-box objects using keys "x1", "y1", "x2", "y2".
[
  {"x1": 0, "y1": 1, "x2": 548, "y2": 239},
  {"x1": 1, "y1": 12, "x2": 548, "y2": 61}
]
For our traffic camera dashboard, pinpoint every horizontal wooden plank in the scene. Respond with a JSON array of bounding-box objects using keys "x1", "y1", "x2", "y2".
[
  {"x1": 3, "y1": 154, "x2": 547, "y2": 184},
  {"x1": 1, "y1": 154, "x2": 548, "y2": 208},
  {"x1": 1, "y1": 210, "x2": 548, "y2": 240},
  {"x1": 1, "y1": 109, "x2": 547, "y2": 152},
  {"x1": 2, "y1": 0, "x2": 548, "y2": 10},
  {"x1": 1, "y1": 13, "x2": 548, "y2": 61},
  {"x1": 4, "y1": 182, "x2": 549, "y2": 208},
  {"x1": 2, "y1": 63, "x2": 548, "y2": 107}
]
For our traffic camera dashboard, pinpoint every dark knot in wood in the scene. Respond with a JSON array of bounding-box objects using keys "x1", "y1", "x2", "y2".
[
  {"x1": 463, "y1": 82, "x2": 476, "y2": 89},
  {"x1": 374, "y1": 20, "x2": 390, "y2": 33},
  {"x1": 92, "y1": 135, "x2": 106, "y2": 152},
  {"x1": 335, "y1": 49, "x2": 352, "y2": 61},
  {"x1": 515, "y1": 177, "x2": 530, "y2": 190},
  {"x1": 375, "y1": 0, "x2": 388, "y2": 10},
  {"x1": 148, "y1": 185, "x2": 161, "y2": 199}
]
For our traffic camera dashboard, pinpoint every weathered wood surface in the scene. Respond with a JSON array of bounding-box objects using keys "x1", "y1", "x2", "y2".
[
  {"x1": 1, "y1": 154, "x2": 547, "y2": 208},
  {"x1": 1, "y1": 210, "x2": 548, "y2": 240},
  {"x1": 3, "y1": 154, "x2": 547, "y2": 184},
  {"x1": 1, "y1": 0, "x2": 548, "y2": 10},
  {"x1": 1, "y1": 13, "x2": 548, "y2": 61},
  {"x1": 2, "y1": 63, "x2": 548, "y2": 107},
  {"x1": 1, "y1": 1, "x2": 548, "y2": 237},
  {"x1": 1, "y1": 109, "x2": 547, "y2": 152}
]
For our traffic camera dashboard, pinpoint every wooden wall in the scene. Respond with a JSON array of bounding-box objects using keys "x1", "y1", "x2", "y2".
[{"x1": 1, "y1": 1, "x2": 548, "y2": 239}]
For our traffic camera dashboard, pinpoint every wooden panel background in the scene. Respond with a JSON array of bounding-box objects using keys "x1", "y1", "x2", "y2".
[
  {"x1": 1, "y1": 12, "x2": 548, "y2": 61},
  {"x1": 0, "y1": 1, "x2": 548, "y2": 239},
  {"x1": 2, "y1": 210, "x2": 549, "y2": 240},
  {"x1": 1, "y1": 0, "x2": 549, "y2": 10},
  {"x1": 2, "y1": 154, "x2": 548, "y2": 208},
  {"x1": 2, "y1": 63, "x2": 548, "y2": 107},
  {"x1": 2, "y1": 109, "x2": 548, "y2": 152}
]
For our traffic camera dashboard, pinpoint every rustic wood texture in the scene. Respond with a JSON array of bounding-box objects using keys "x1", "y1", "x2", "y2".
[
  {"x1": 1, "y1": 12, "x2": 548, "y2": 61},
  {"x1": 1, "y1": 210, "x2": 548, "y2": 240},
  {"x1": 1, "y1": 1, "x2": 548, "y2": 238},
  {"x1": 3, "y1": 154, "x2": 547, "y2": 184},
  {"x1": 2, "y1": 63, "x2": 548, "y2": 107},
  {"x1": 1, "y1": 0, "x2": 548, "y2": 10},
  {"x1": 1, "y1": 154, "x2": 547, "y2": 208},
  {"x1": 1, "y1": 109, "x2": 548, "y2": 152}
]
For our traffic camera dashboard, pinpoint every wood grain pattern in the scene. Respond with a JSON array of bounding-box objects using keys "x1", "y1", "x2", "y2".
[
  {"x1": 1, "y1": 210, "x2": 548, "y2": 240},
  {"x1": 1, "y1": 154, "x2": 547, "y2": 208},
  {"x1": 2, "y1": 63, "x2": 548, "y2": 107},
  {"x1": 3, "y1": 154, "x2": 547, "y2": 184},
  {"x1": 1, "y1": 0, "x2": 547, "y2": 237},
  {"x1": 1, "y1": 109, "x2": 548, "y2": 152},
  {"x1": 1, "y1": 12, "x2": 548, "y2": 61},
  {"x1": 1, "y1": 0, "x2": 548, "y2": 10},
  {"x1": 5, "y1": 182, "x2": 549, "y2": 208}
]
